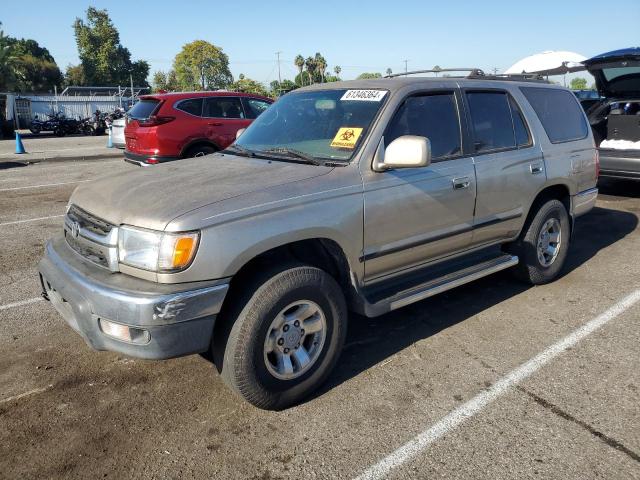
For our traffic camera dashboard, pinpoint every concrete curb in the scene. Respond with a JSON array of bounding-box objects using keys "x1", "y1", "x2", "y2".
[{"x1": 0, "y1": 150, "x2": 124, "y2": 165}]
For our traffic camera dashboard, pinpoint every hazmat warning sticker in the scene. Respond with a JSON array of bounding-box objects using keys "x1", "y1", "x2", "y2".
[
  {"x1": 330, "y1": 127, "x2": 364, "y2": 149},
  {"x1": 340, "y1": 90, "x2": 387, "y2": 102}
]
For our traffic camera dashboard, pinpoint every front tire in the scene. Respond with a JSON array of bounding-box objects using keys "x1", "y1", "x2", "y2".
[
  {"x1": 219, "y1": 265, "x2": 347, "y2": 410},
  {"x1": 510, "y1": 199, "x2": 570, "y2": 285}
]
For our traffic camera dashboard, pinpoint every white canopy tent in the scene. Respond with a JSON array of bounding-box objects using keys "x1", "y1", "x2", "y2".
[{"x1": 504, "y1": 51, "x2": 587, "y2": 79}]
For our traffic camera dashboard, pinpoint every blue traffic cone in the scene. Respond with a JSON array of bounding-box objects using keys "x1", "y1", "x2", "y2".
[
  {"x1": 15, "y1": 132, "x2": 26, "y2": 154},
  {"x1": 106, "y1": 126, "x2": 113, "y2": 148}
]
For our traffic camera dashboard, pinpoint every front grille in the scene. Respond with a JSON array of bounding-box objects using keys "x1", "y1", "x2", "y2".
[
  {"x1": 67, "y1": 205, "x2": 113, "y2": 236},
  {"x1": 64, "y1": 205, "x2": 119, "y2": 271}
]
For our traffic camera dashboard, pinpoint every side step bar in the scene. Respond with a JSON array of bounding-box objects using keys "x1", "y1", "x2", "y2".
[{"x1": 362, "y1": 254, "x2": 519, "y2": 317}]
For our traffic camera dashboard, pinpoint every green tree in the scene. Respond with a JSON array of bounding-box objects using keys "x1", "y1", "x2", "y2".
[
  {"x1": 230, "y1": 74, "x2": 268, "y2": 96},
  {"x1": 173, "y1": 40, "x2": 232, "y2": 90},
  {"x1": 386, "y1": 68, "x2": 392, "y2": 76},
  {"x1": 305, "y1": 56, "x2": 316, "y2": 85},
  {"x1": 152, "y1": 70, "x2": 171, "y2": 92},
  {"x1": 0, "y1": 23, "x2": 16, "y2": 91},
  {"x1": 279, "y1": 79, "x2": 297, "y2": 92},
  {"x1": 65, "y1": 64, "x2": 85, "y2": 86},
  {"x1": 0, "y1": 24, "x2": 62, "y2": 92},
  {"x1": 569, "y1": 77, "x2": 588, "y2": 90},
  {"x1": 72, "y1": 7, "x2": 149, "y2": 86},
  {"x1": 356, "y1": 72, "x2": 382, "y2": 80},
  {"x1": 333, "y1": 65, "x2": 341, "y2": 78},
  {"x1": 294, "y1": 54, "x2": 305, "y2": 86},
  {"x1": 314, "y1": 52, "x2": 327, "y2": 83}
]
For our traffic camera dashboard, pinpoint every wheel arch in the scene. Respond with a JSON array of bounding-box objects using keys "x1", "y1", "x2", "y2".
[
  {"x1": 223, "y1": 236, "x2": 358, "y2": 313},
  {"x1": 180, "y1": 138, "x2": 221, "y2": 157},
  {"x1": 524, "y1": 183, "x2": 573, "y2": 238}
]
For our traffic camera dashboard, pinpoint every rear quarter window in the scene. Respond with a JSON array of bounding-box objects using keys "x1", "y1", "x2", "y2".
[{"x1": 520, "y1": 87, "x2": 588, "y2": 143}]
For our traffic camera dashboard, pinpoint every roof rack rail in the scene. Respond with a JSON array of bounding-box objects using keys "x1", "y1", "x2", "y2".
[
  {"x1": 385, "y1": 68, "x2": 485, "y2": 78},
  {"x1": 385, "y1": 69, "x2": 550, "y2": 83},
  {"x1": 468, "y1": 73, "x2": 549, "y2": 82}
]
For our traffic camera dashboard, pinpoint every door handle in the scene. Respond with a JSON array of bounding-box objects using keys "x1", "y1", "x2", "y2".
[
  {"x1": 208, "y1": 121, "x2": 223, "y2": 126},
  {"x1": 452, "y1": 177, "x2": 470, "y2": 190},
  {"x1": 530, "y1": 164, "x2": 544, "y2": 175}
]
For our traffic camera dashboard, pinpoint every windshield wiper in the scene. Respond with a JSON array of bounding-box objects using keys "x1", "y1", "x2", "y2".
[
  {"x1": 222, "y1": 144, "x2": 256, "y2": 157},
  {"x1": 261, "y1": 148, "x2": 322, "y2": 166}
]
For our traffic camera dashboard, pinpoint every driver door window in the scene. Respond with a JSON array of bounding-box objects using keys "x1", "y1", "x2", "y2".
[{"x1": 386, "y1": 93, "x2": 462, "y2": 160}]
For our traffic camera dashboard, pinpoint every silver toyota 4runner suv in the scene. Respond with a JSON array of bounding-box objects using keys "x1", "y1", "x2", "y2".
[{"x1": 39, "y1": 72, "x2": 598, "y2": 410}]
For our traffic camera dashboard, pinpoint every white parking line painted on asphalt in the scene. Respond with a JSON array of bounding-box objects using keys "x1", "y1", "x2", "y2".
[
  {"x1": 0, "y1": 214, "x2": 64, "y2": 227},
  {"x1": 354, "y1": 289, "x2": 640, "y2": 480},
  {"x1": 0, "y1": 179, "x2": 91, "y2": 192},
  {"x1": 0, "y1": 385, "x2": 53, "y2": 405},
  {"x1": 0, "y1": 297, "x2": 43, "y2": 311}
]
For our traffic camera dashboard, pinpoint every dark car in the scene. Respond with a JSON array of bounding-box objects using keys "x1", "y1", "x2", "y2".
[
  {"x1": 124, "y1": 91, "x2": 273, "y2": 166},
  {"x1": 583, "y1": 47, "x2": 640, "y2": 180}
]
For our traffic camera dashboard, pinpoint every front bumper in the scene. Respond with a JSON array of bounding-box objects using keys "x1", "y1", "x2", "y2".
[
  {"x1": 38, "y1": 236, "x2": 229, "y2": 359},
  {"x1": 124, "y1": 150, "x2": 180, "y2": 166}
]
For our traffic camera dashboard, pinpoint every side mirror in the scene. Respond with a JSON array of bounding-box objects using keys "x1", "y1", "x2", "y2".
[
  {"x1": 373, "y1": 135, "x2": 431, "y2": 171},
  {"x1": 235, "y1": 128, "x2": 246, "y2": 140}
]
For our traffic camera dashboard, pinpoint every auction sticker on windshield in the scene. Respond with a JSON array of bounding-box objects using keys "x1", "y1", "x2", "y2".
[
  {"x1": 340, "y1": 90, "x2": 387, "y2": 101},
  {"x1": 331, "y1": 127, "x2": 363, "y2": 149}
]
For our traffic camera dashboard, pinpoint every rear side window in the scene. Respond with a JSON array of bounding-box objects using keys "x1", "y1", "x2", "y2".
[
  {"x1": 466, "y1": 92, "x2": 515, "y2": 153},
  {"x1": 175, "y1": 98, "x2": 203, "y2": 116},
  {"x1": 509, "y1": 96, "x2": 532, "y2": 147},
  {"x1": 128, "y1": 99, "x2": 159, "y2": 120},
  {"x1": 204, "y1": 97, "x2": 244, "y2": 119},
  {"x1": 521, "y1": 87, "x2": 588, "y2": 143},
  {"x1": 243, "y1": 98, "x2": 271, "y2": 119},
  {"x1": 386, "y1": 93, "x2": 461, "y2": 160}
]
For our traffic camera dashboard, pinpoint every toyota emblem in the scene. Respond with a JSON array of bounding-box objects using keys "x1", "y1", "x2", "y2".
[{"x1": 70, "y1": 221, "x2": 80, "y2": 239}]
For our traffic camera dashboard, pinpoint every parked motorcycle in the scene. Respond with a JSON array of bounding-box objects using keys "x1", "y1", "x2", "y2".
[{"x1": 29, "y1": 113, "x2": 65, "y2": 136}]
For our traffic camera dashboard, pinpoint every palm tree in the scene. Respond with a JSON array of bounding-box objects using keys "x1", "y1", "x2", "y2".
[
  {"x1": 386, "y1": 68, "x2": 392, "y2": 76},
  {"x1": 305, "y1": 56, "x2": 315, "y2": 85},
  {"x1": 314, "y1": 53, "x2": 326, "y2": 83},
  {"x1": 334, "y1": 65, "x2": 341, "y2": 78},
  {"x1": 294, "y1": 54, "x2": 305, "y2": 86}
]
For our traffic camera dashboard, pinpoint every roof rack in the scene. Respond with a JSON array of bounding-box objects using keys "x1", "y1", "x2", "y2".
[
  {"x1": 386, "y1": 68, "x2": 485, "y2": 78},
  {"x1": 470, "y1": 73, "x2": 549, "y2": 83},
  {"x1": 386, "y1": 68, "x2": 550, "y2": 83}
]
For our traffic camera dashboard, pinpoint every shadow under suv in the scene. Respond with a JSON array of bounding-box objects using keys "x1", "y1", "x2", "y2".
[{"x1": 124, "y1": 91, "x2": 272, "y2": 166}]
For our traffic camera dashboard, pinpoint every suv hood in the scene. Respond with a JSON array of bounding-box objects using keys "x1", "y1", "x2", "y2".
[
  {"x1": 70, "y1": 154, "x2": 333, "y2": 231},
  {"x1": 583, "y1": 47, "x2": 640, "y2": 98}
]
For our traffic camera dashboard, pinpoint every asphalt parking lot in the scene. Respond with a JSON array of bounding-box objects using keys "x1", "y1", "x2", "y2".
[{"x1": 1, "y1": 159, "x2": 639, "y2": 479}]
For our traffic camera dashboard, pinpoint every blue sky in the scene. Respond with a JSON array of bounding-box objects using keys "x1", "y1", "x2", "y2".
[{"x1": 2, "y1": 0, "x2": 639, "y2": 85}]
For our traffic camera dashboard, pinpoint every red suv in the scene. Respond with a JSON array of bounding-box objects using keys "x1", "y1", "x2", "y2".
[{"x1": 124, "y1": 91, "x2": 273, "y2": 165}]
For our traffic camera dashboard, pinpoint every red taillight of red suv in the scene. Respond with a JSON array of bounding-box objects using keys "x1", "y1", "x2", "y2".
[{"x1": 139, "y1": 115, "x2": 175, "y2": 127}]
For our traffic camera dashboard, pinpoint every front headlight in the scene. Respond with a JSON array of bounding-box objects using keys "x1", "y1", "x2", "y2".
[{"x1": 118, "y1": 226, "x2": 199, "y2": 272}]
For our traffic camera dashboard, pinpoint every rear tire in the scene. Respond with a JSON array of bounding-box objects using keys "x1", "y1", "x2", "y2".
[
  {"x1": 218, "y1": 264, "x2": 347, "y2": 410},
  {"x1": 509, "y1": 199, "x2": 570, "y2": 285},
  {"x1": 187, "y1": 145, "x2": 216, "y2": 157}
]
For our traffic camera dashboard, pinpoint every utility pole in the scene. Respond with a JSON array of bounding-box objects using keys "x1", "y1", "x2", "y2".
[
  {"x1": 130, "y1": 74, "x2": 135, "y2": 105},
  {"x1": 275, "y1": 51, "x2": 282, "y2": 85},
  {"x1": 492, "y1": 67, "x2": 499, "y2": 75},
  {"x1": 403, "y1": 59, "x2": 408, "y2": 75}
]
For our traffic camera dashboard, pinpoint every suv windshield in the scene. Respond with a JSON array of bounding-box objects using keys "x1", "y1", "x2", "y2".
[{"x1": 233, "y1": 89, "x2": 388, "y2": 162}]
